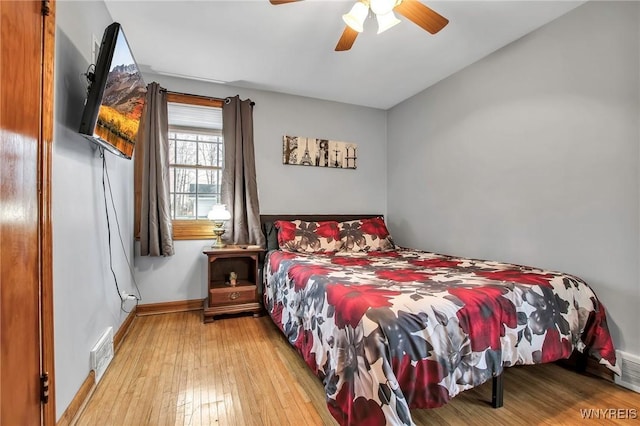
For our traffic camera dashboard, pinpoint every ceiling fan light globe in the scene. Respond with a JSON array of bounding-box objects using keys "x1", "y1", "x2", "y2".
[
  {"x1": 342, "y1": 2, "x2": 368, "y2": 33},
  {"x1": 370, "y1": 0, "x2": 397, "y2": 15},
  {"x1": 376, "y1": 11, "x2": 401, "y2": 34}
]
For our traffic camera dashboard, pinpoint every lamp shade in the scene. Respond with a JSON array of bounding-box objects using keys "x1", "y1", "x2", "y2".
[
  {"x1": 376, "y1": 11, "x2": 401, "y2": 34},
  {"x1": 369, "y1": 0, "x2": 397, "y2": 15},
  {"x1": 342, "y1": 1, "x2": 368, "y2": 33},
  {"x1": 207, "y1": 204, "x2": 231, "y2": 221}
]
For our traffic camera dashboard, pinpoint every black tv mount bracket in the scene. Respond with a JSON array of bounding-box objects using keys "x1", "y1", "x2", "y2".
[{"x1": 83, "y1": 64, "x2": 96, "y2": 83}]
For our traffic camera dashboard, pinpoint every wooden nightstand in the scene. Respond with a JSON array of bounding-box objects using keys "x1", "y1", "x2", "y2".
[{"x1": 202, "y1": 246, "x2": 264, "y2": 323}]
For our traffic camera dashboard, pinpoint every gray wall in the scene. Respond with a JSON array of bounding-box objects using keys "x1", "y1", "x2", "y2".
[
  {"x1": 54, "y1": 1, "x2": 138, "y2": 418},
  {"x1": 387, "y1": 1, "x2": 640, "y2": 356}
]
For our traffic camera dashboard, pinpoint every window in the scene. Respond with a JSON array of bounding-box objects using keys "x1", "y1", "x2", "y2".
[
  {"x1": 168, "y1": 104, "x2": 223, "y2": 220},
  {"x1": 134, "y1": 92, "x2": 224, "y2": 240},
  {"x1": 168, "y1": 93, "x2": 224, "y2": 239}
]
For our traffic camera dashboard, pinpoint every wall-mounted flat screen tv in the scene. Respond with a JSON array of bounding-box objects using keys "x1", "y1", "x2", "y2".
[{"x1": 79, "y1": 22, "x2": 146, "y2": 159}]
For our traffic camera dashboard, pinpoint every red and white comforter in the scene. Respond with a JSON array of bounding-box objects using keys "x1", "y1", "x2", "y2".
[{"x1": 263, "y1": 248, "x2": 619, "y2": 426}]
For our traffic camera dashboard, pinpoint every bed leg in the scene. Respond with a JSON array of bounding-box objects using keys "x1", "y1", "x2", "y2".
[
  {"x1": 575, "y1": 351, "x2": 589, "y2": 373},
  {"x1": 491, "y1": 374, "x2": 504, "y2": 408}
]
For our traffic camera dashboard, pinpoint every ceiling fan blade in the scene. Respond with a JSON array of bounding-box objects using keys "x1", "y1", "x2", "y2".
[
  {"x1": 335, "y1": 26, "x2": 359, "y2": 51},
  {"x1": 269, "y1": 0, "x2": 301, "y2": 4},
  {"x1": 395, "y1": 0, "x2": 449, "y2": 34}
]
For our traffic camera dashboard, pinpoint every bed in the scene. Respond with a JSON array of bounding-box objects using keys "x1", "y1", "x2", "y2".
[{"x1": 260, "y1": 214, "x2": 619, "y2": 426}]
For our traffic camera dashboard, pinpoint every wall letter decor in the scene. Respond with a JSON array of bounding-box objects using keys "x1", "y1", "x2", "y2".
[{"x1": 282, "y1": 135, "x2": 357, "y2": 169}]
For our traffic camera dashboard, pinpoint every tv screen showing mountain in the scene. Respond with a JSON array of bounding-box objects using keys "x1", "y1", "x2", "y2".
[{"x1": 94, "y1": 29, "x2": 146, "y2": 159}]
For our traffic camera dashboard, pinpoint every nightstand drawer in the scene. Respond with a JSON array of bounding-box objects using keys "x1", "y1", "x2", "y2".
[{"x1": 209, "y1": 285, "x2": 256, "y2": 306}]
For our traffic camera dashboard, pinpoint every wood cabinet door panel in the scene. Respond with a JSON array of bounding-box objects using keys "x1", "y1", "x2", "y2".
[{"x1": 0, "y1": 1, "x2": 54, "y2": 424}]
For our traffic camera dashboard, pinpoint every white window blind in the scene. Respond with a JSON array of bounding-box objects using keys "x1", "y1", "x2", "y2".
[{"x1": 167, "y1": 102, "x2": 222, "y2": 130}]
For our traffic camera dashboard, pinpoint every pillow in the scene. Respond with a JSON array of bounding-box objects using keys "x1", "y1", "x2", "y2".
[
  {"x1": 274, "y1": 220, "x2": 342, "y2": 253},
  {"x1": 263, "y1": 221, "x2": 280, "y2": 252},
  {"x1": 338, "y1": 217, "x2": 395, "y2": 252}
]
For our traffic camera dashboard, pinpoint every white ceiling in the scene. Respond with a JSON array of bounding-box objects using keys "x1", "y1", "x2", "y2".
[{"x1": 104, "y1": 0, "x2": 584, "y2": 110}]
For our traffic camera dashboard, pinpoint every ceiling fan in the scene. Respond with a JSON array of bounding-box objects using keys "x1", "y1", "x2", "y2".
[{"x1": 269, "y1": 0, "x2": 449, "y2": 51}]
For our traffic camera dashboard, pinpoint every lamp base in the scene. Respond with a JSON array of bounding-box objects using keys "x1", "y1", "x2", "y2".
[{"x1": 212, "y1": 226, "x2": 226, "y2": 248}]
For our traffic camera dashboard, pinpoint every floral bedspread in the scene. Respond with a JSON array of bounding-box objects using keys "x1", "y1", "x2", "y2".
[{"x1": 263, "y1": 249, "x2": 619, "y2": 426}]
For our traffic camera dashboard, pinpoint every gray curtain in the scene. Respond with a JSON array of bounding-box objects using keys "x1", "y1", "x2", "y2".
[
  {"x1": 221, "y1": 96, "x2": 265, "y2": 246},
  {"x1": 139, "y1": 82, "x2": 174, "y2": 256}
]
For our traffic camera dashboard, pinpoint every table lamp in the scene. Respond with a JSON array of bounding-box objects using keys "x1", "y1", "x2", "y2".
[{"x1": 207, "y1": 204, "x2": 231, "y2": 248}]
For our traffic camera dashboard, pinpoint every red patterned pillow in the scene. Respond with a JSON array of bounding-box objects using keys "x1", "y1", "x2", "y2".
[
  {"x1": 339, "y1": 217, "x2": 395, "y2": 252},
  {"x1": 274, "y1": 220, "x2": 342, "y2": 253}
]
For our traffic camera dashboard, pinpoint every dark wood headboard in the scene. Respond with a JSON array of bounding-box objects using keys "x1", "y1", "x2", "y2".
[{"x1": 260, "y1": 214, "x2": 382, "y2": 252}]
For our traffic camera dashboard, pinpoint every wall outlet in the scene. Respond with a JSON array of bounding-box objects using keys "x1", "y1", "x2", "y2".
[{"x1": 120, "y1": 291, "x2": 137, "y2": 301}]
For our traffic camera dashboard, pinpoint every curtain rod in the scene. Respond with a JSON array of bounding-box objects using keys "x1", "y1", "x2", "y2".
[
  {"x1": 162, "y1": 89, "x2": 224, "y2": 102},
  {"x1": 161, "y1": 89, "x2": 255, "y2": 106}
]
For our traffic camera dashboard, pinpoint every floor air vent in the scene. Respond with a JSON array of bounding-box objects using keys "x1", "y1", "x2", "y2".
[
  {"x1": 90, "y1": 327, "x2": 114, "y2": 383},
  {"x1": 615, "y1": 350, "x2": 640, "y2": 393}
]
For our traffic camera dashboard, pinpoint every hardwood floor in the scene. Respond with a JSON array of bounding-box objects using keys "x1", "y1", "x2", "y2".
[{"x1": 75, "y1": 311, "x2": 640, "y2": 425}]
